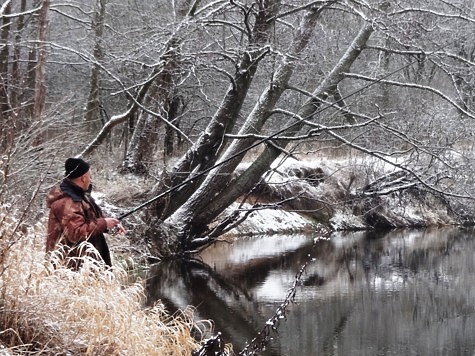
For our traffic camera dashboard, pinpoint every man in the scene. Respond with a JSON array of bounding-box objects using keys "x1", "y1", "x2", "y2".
[{"x1": 46, "y1": 157, "x2": 125, "y2": 268}]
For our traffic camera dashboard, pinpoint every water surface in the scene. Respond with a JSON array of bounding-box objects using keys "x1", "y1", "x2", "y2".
[{"x1": 145, "y1": 227, "x2": 475, "y2": 355}]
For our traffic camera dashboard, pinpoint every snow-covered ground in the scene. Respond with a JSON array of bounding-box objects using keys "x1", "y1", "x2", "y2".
[
  {"x1": 224, "y1": 155, "x2": 460, "y2": 235},
  {"x1": 220, "y1": 202, "x2": 319, "y2": 236},
  {"x1": 95, "y1": 154, "x2": 464, "y2": 249}
]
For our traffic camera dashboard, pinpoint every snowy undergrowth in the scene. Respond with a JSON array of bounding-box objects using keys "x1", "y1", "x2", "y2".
[
  {"x1": 91, "y1": 153, "x2": 460, "y2": 239},
  {"x1": 222, "y1": 202, "x2": 319, "y2": 236},
  {"x1": 229, "y1": 155, "x2": 458, "y2": 234},
  {"x1": 0, "y1": 206, "x2": 204, "y2": 355}
]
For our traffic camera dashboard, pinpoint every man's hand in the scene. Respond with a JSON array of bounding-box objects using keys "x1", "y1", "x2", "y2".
[{"x1": 105, "y1": 218, "x2": 127, "y2": 234}]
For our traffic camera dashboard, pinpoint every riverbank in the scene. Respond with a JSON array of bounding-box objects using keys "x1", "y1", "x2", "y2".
[
  {"x1": 94, "y1": 154, "x2": 470, "y2": 259},
  {"x1": 216, "y1": 155, "x2": 467, "y2": 238},
  {"x1": 0, "y1": 206, "x2": 204, "y2": 354},
  {"x1": 0, "y1": 152, "x2": 469, "y2": 354}
]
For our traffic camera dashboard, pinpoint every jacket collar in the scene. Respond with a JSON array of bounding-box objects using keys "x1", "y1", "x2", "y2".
[{"x1": 60, "y1": 179, "x2": 85, "y2": 202}]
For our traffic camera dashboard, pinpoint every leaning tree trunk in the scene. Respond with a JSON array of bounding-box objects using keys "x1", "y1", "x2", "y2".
[
  {"x1": 121, "y1": 40, "x2": 182, "y2": 174},
  {"x1": 158, "y1": 21, "x2": 374, "y2": 254},
  {"x1": 121, "y1": 0, "x2": 203, "y2": 173},
  {"x1": 79, "y1": 0, "x2": 201, "y2": 158},
  {"x1": 148, "y1": 0, "x2": 283, "y2": 220}
]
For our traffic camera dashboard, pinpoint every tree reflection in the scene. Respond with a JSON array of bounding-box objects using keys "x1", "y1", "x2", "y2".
[
  {"x1": 145, "y1": 258, "x2": 267, "y2": 353},
  {"x1": 145, "y1": 227, "x2": 475, "y2": 355}
]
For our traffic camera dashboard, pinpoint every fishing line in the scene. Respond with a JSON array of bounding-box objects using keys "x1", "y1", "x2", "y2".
[{"x1": 118, "y1": 56, "x2": 422, "y2": 221}]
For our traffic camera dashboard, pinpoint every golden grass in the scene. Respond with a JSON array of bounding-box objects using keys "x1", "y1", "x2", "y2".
[{"x1": 0, "y1": 207, "x2": 204, "y2": 355}]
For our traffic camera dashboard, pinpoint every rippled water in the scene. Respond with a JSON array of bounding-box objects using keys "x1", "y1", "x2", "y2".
[{"x1": 145, "y1": 227, "x2": 475, "y2": 355}]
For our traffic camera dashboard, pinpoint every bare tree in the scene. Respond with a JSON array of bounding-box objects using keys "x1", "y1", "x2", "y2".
[
  {"x1": 121, "y1": 37, "x2": 185, "y2": 173},
  {"x1": 0, "y1": 1, "x2": 43, "y2": 148},
  {"x1": 84, "y1": 0, "x2": 108, "y2": 132},
  {"x1": 161, "y1": 13, "x2": 374, "y2": 252},
  {"x1": 33, "y1": 0, "x2": 49, "y2": 120},
  {"x1": 145, "y1": 1, "x2": 475, "y2": 255},
  {"x1": 3, "y1": 0, "x2": 474, "y2": 256}
]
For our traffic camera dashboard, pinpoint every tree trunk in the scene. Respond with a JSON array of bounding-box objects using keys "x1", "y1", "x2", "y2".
[
  {"x1": 121, "y1": 50, "x2": 177, "y2": 173},
  {"x1": 149, "y1": 0, "x2": 283, "y2": 219},
  {"x1": 33, "y1": 0, "x2": 49, "y2": 120},
  {"x1": 0, "y1": 1, "x2": 12, "y2": 151},
  {"x1": 84, "y1": 0, "x2": 107, "y2": 132},
  {"x1": 11, "y1": 0, "x2": 27, "y2": 120},
  {"x1": 162, "y1": 21, "x2": 374, "y2": 251},
  {"x1": 164, "y1": 95, "x2": 183, "y2": 156}
]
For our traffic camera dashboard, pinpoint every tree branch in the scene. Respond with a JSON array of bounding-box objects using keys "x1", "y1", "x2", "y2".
[{"x1": 343, "y1": 72, "x2": 475, "y2": 119}]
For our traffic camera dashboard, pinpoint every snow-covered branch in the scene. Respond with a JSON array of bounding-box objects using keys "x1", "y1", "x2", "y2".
[
  {"x1": 389, "y1": 8, "x2": 475, "y2": 24},
  {"x1": 343, "y1": 72, "x2": 475, "y2": 119}
]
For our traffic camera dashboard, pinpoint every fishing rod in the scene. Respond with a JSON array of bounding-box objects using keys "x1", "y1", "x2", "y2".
[{"x1": 117, "y1": 56, "x2": 422, "y2": 222}]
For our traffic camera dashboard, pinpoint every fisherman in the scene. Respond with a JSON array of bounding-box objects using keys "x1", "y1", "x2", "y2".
[{"x1": 46, "y1": 157, "x2": 125, "y2": 268}]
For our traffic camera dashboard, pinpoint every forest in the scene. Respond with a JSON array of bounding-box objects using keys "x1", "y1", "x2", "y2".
[
  {"x1": 0, "y1": 0, "x2": 474, "y2": 353},
  {"x1": 2, "y1": 0, "x2": 474, "y2": 257}
]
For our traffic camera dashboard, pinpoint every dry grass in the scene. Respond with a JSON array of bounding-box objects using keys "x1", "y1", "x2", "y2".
[{"x1": 0, "y1": 207, "x2": 204, "y2": 355}]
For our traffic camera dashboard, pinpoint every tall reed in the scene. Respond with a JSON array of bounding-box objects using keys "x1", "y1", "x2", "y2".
[{"x1": 0, "y1": 206, "x2": 204, "y2": 355}]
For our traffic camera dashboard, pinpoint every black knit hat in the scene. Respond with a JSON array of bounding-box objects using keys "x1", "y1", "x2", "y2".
[{"x1": 65, "y1": 158, "x2": 90, "y2": 179}]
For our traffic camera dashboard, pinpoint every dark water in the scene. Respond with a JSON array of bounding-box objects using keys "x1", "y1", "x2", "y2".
[{"x1": 145, "y1": 227, "x2": 475, "y2": 355}]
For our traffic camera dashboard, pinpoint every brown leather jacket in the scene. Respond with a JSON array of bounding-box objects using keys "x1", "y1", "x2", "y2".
[{"x1": 46, "y1": 179, "x2": 112, "y2": 266}]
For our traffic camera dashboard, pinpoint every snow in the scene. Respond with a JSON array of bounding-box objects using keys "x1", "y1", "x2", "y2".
[
  {"x1": 223, "y1": 202, "x2": 318, "y2": 236},
  {"x1": 95, "y1": 154, "x2": 459, "y2": 246},
  {"x1": 329, "y1": 210, "x2": 366, "y2": 231}
]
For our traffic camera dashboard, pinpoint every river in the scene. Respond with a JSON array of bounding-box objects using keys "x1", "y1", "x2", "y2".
[{"x1": 145, "y1": 227, "x2": 475, "y2": 355}]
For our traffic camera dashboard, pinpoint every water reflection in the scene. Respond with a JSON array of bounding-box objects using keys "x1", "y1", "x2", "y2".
[{"x1": 145, "y1": 227, "x2": 475, "y2": 355}]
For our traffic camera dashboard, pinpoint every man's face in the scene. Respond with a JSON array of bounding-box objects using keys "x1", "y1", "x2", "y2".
[{"x1": 81, "y1": 170, "x2": 92, "y2": 189}]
